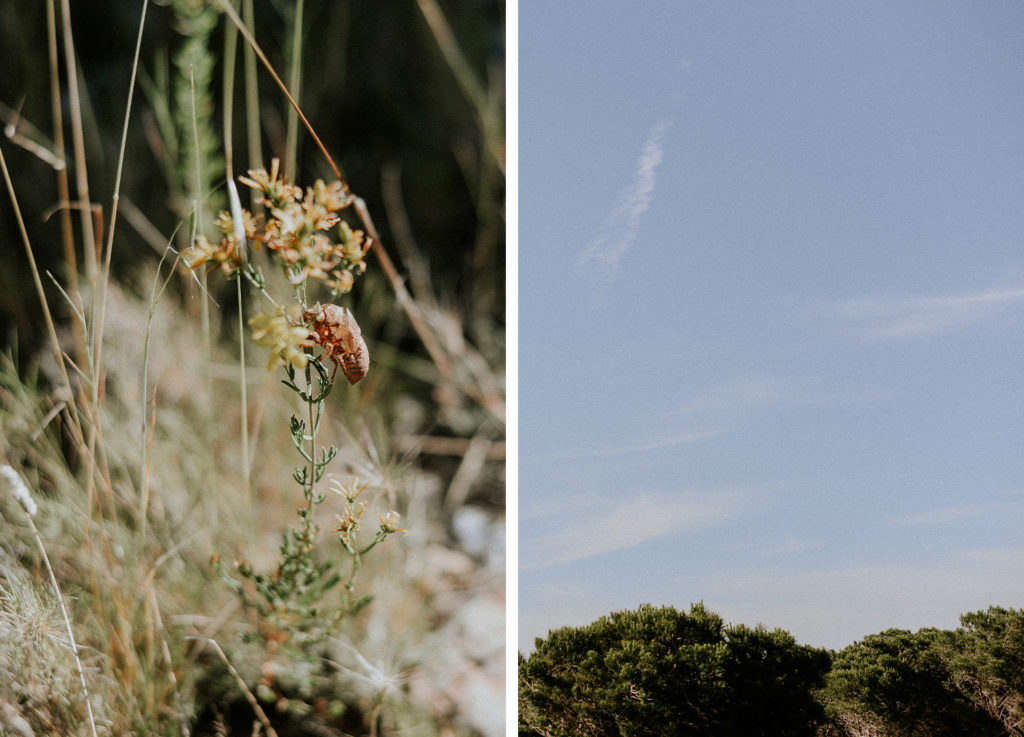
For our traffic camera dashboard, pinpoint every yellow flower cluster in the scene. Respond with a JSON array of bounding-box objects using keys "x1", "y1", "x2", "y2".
[
  {"x1": 240, "y1": 159, "x2": 368, "y2": 295},
  {"x1": 248, "y1": 308, "x2": 313, "y2": 370},
  {"x1": 237, "y1": 157, "x2": 303, "y2": 209},
  {"x1": 331, "y1": 479, "x2": 368, "y2": 546},
  {"x1": 333, "y1": 499, "x2": 366, "y2": 547},
  {"x1": 182, "y1": 159, "x2": 369, "y2": 296},
  {"x1": 182, "y1": 232, "x2": 243, "y2": 275},
  {"x1": 329, "y1": 479, "x2": 407, "y2": 547},
  {"x1": 378, "y1": 510, "x2": 407, "y2": 535}
]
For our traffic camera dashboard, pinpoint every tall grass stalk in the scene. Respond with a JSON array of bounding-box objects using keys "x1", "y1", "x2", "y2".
[
  {"x1": 222, "y1": 6, "x2": 253, "y2": 508},
  {"x1": 140, "y1": 242, "x2": 181, "y2": 543},
  {"x1": 241, "y1": 0, "x2": 262, "y2": 208},
  {"x1": 58, "y1": 0, "x2": 98, "y2": 283},
  {"x1": 189, "y1": 64, "x2": 214, "y2": 367},
  {"x1": 46, "y1": 0, "x2": 85, "y2": 370},
  {"x1": 93, "y1": 0, "x2": 149, "y2": 368},
  {"x1": 93, "y1": 0, "x2": 150, "y2": 536},
  {"x1": 284, "y1": 0, "x2": 304, "y2": 179}
]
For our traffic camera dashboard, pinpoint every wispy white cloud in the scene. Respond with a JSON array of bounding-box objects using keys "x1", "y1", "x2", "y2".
[
  {"x1": 520, "y1": 488, "x2": 747, "y2": 572},
  {"x1": 578, "y1": 119, "x2": 671, "y2": 289},
  {"x1": 526, "y1": 376, "x2": 790, "y2": 465},
  {"x1": 831, "y1": 286, "x2": 1024, "y2": 339},
  {"x1": 759, "y1": 537, "x2": 824, "y2": 557},
  {"x1": 901, "y1": 503, "x2": 1001, "y2": 526},
  {"x1": 899, "y1": 498, "x2": 1023, "y2": 526},
  {"x1": 671, "y1": 375, "x2": 788, "y2": 421},
  {"x1": 525, "y1": 427, "x2": 726, "y2": 464}
]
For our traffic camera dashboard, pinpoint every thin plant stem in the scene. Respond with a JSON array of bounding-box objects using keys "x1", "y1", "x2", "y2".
[
  {"x1": 284, "y1": 0, "x2": 304, "y2": 179},
  {"x1": 65, "y1": 0, "x2": 151, "y2": 538},
  {"x1": 236, "y1": 276, "x2": 252, "y2": 503},
  {"x1": 307, "y1": 366, "x2": 317, "y2": 519},
  {"x1": 0, "y1": 144, "x2": 84, "y2": 446},
  {"x1": 222, "y1": 0, "x2": 238, "y2": 183},
  {"x1": 215, "y1": 0, "x2": 338, "y2": 179},
  {"x1": 351, "y1": 196, "x2": 458, "y2": 385},
  {"x1": 143, "y1": 539, "x2": 196, "y2": 737},
  {"x1": 242, "y1": 0, "x2": 262, "y2": 203},
  {"x1": 32, "y1": 514, "x2": 100, "y2": 737},
  {"x1": 80, "y1": 0, "x2": 150, "y2": 540},
  {"x1": 344, "y1": 546, "x2": 361, "y2": 593},
  {"x1": 46, "y1": 0, "x2": 85, "y2": 370},
  {"x1": 222, "y1": 2, "x2": 254, "y2": 508},
  {"x1": 92, "y1": 0, "x2": 150, "y2": 521},
  {"x1": 217, "y1": 2, "x2": 335, "y2": 186},
  {"x1": 189, "y1": 69, "x2": 205, "y2": 237},
  {"x1": 59, "y1": 0, "x2": 98, "y2": 282},
  {"x1": 147, "y1": 586, "x2": 191, "y2": 737},
  {"x1": 140, "y1": 243, "x2": 181, "y2": 542},
  {"x1": 369, "y1": 701, "x2": 383, "y2": 737},
  {"x1": 189, "y1": 65, "x2": 213, "y2": 364}
]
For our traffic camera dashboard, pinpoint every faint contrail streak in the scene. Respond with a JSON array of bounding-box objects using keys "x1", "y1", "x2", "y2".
[{"x1": 578, "y1": 119, "x2": 671, "y2": 292}]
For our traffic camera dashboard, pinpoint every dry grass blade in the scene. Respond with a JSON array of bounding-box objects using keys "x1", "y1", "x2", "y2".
[
  {"x1": 0, "y1": 101, "x2": 65, "y2": 170},
  {"x1": 0, "y1": 143, "x2": 85, "y2": 445},
  {"x1": 58, "y1": 0, "x2": 98, "y2": 280}
]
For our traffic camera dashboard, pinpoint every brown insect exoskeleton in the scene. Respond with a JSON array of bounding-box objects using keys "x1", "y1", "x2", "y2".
[{"x1": 304, "y1": 303, "x2": 370, "y2": 385}]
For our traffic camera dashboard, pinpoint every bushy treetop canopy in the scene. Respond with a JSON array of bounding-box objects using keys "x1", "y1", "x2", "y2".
[{"x1": 521, "y1": 603, "x2": 1024, "y2": 737}]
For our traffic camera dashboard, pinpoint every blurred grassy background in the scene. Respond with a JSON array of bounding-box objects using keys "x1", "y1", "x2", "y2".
[{"x1": 0, "y1": 2, "x2": 504, "y2": 735}]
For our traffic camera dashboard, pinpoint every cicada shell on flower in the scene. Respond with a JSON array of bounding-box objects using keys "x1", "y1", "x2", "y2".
[{"x1": 304, "y1": 303, "x2": 370, "y2": 384}]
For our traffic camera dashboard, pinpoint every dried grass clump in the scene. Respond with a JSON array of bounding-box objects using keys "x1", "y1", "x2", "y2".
[{"x1": 0, "y1": 571, "x2": 112, "y2": 736}]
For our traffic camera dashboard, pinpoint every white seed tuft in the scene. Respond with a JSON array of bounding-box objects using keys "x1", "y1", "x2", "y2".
[{"x1": 1, "y1": 465, "x2": 38, "y2": 517}]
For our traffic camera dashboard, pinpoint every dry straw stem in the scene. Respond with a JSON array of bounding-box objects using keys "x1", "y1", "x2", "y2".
[
  {"x1": 142, "y1": 542, "x2": 193, "y2": 737},
  {"x1": 0, "y1": 100, "x2": 66, "y2": 171},
  {"x1": 58, "y1": 0, "x2": 99, "y2": 282},
  {"x1": 46, "y1": 0, "x2": 81, "y2": 367},
  {"x1": 241, "y1": 0, "x2": 262, "y2": 200},
  {"x1": 93, "y1": 0, "x2": 151, "y2": 536},
  {"x1": 283, "y1": 0, "x2": 304, "y2": 180},
  {"x1": 0, "y1": 143, "x2": 85, "y2": 447}
]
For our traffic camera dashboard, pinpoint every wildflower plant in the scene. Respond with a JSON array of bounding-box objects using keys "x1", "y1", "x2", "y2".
[
  {"x1": 186, "y1": 160, "x2": 406, "y2": 644},
  {"x1": 183, "y1": 158, "x2": 368, "y2": 296}
]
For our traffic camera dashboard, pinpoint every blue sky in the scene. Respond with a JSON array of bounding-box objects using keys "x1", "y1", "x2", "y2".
[{"x1": 518, "y1": 1, "x2": 1024, "y2": 652}]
